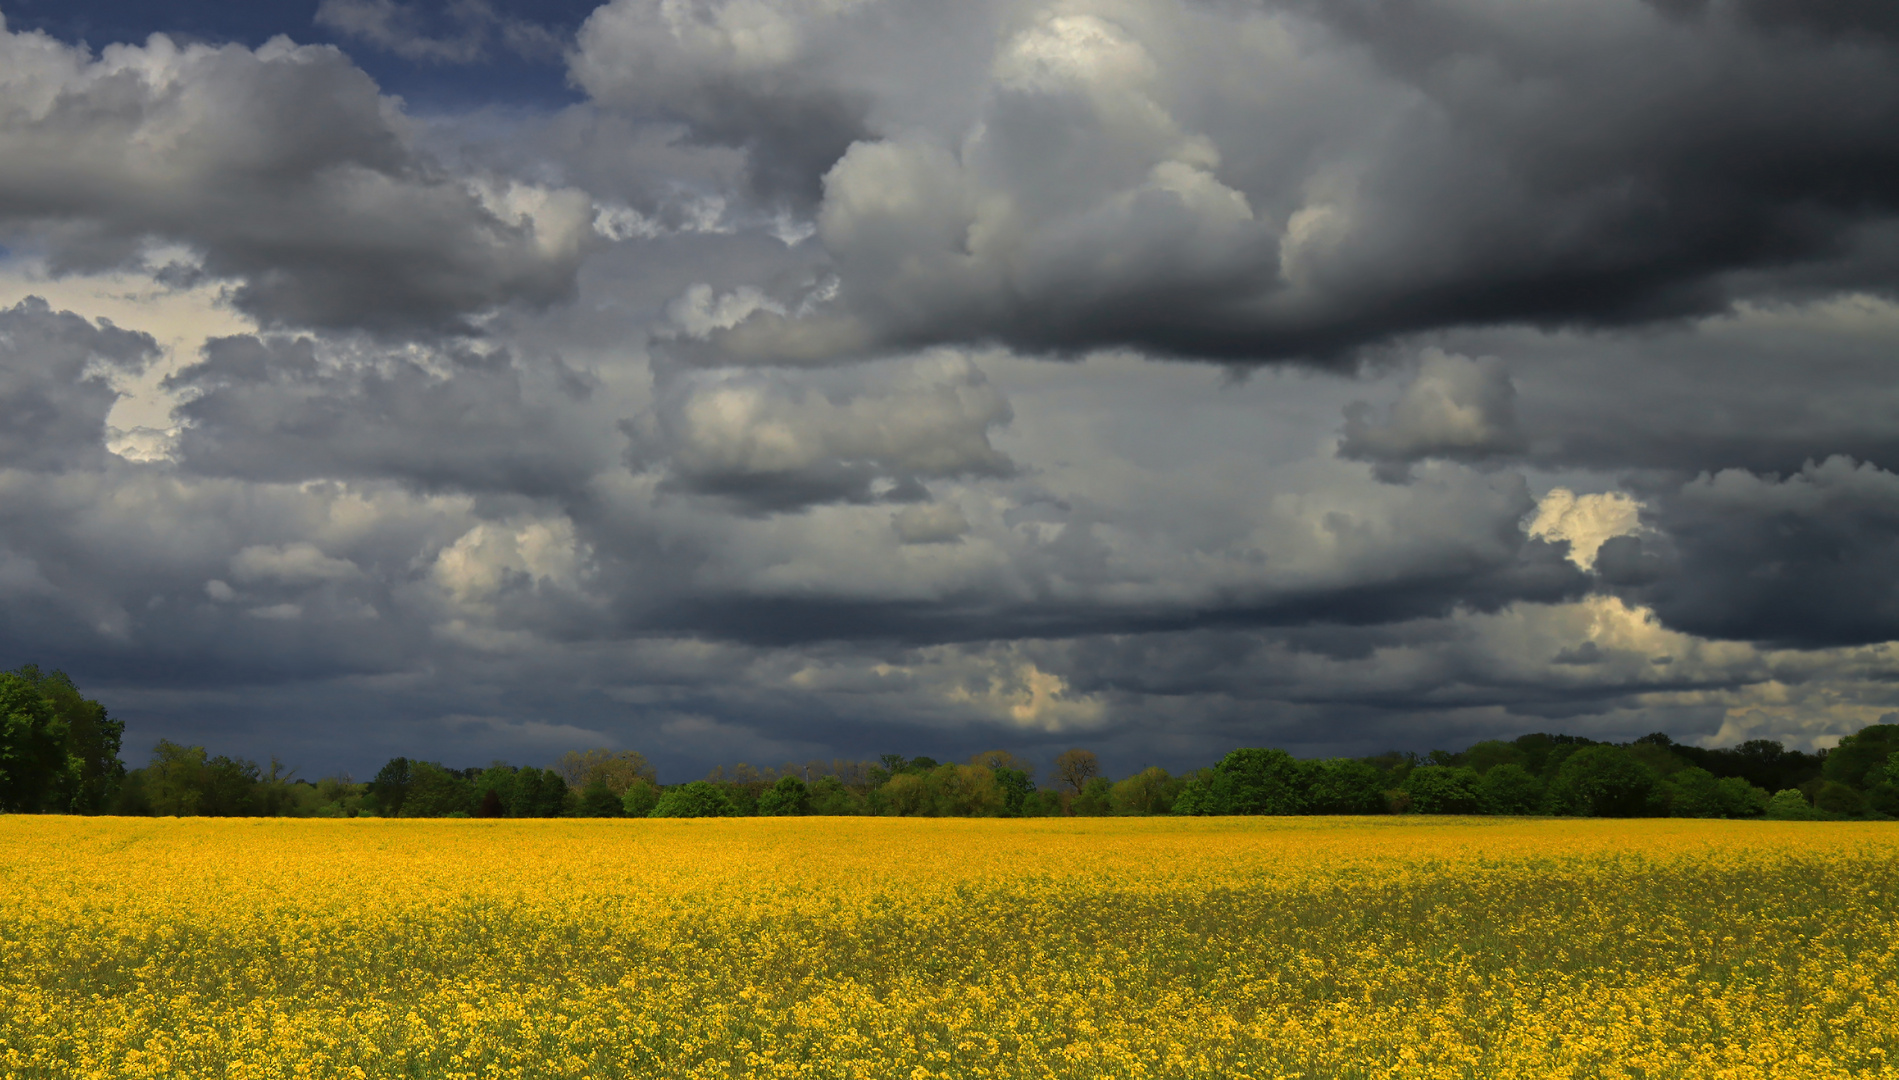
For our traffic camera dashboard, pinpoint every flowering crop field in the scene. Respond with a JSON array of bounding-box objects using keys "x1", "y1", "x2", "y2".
[{"x1": 2, "y1": 817, "x2": 1896, "y2": 1080}]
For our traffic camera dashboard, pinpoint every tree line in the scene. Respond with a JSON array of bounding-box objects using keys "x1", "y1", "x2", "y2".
[{"x1": 3, "y1": 666, "x2": 1896, "y2": 820}]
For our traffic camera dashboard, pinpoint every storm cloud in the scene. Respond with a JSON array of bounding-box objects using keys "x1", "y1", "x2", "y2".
[
  {"x1": 1, "y1": 0, "x2": 1897, "y2": 778},
  {"x1": 586, "y1": 0, "x2": 1899, "y2": 366}
]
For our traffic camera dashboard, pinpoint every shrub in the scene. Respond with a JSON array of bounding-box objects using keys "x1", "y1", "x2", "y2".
[
  {"x1": 1764, "y1": 788, "x2": 1822, "y2": 821},
  {"x1": 1716, "y1": 776, "x2": 1770, "y2": 818}
]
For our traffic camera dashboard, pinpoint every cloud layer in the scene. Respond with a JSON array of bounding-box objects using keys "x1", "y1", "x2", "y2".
[{"x1": 1, "y1": 2, "x2": 1897, "y2": 778}]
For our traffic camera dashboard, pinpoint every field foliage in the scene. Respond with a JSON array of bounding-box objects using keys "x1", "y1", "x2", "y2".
[{"x1": 2, "y1": 817, "x2": 1896, "y2": 1079}]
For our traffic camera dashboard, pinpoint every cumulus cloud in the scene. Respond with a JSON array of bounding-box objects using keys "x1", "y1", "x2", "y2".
[
  {"x1": 571, "y1": 0, "x2": 883, "y2": 207},
  {"x1": 0, "y1": 297, "x2": 155, "y2": 470},
  {"x1": 1526, "y1": 489, "x2": 1646, "y2": 571},
  {"x1": 165, "y1": 334, "x2": 609, "y2": 495},
  {"x1": 0, "y1": 23, "x2": 592, "y2": 334},
  {"x1": 1339, "y1": 349, "x2": 1525, "y2": 479},
  {"x1": 574, "y1": 0, "x2": 1899, "y2": 366},
  {"x1": 628, "y1": 350, "x2": 1015, "y2": 511}
]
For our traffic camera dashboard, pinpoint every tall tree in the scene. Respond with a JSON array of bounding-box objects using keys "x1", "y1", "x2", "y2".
[
  {"x1": 10, "y1": 666, "x2": 123, "y2": 813},
  {"x1": 1546, "y1": 746, "x2": 1658, "y2": 817},
  {"x1": 145, "y1": 740, "x2": 209, "y2": 816},
  {"x1": 0, "y1": 672, "x2": 65, "y2": 812},
  {"x1": 1053, "y1": 749, "x2": 1100, "y2": 794},
  {"x1": 554, "y1": 748, "x2": 657, "y2": 795},
  {"x1": 370, "y1": 757, "x2": 414, "y2": 817}
]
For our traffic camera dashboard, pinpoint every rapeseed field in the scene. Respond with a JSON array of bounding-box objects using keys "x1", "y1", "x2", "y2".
[{"x1": 1, "y1": 817, "x2": 1894, "y2": 1079}]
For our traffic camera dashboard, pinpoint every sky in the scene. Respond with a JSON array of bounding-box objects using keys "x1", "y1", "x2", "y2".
[{"x1": 3, "y1": 0, "x2": 1899, "y2": 782}]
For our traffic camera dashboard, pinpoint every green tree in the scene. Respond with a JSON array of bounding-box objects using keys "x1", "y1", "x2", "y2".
[
  {"x1": 1822, "y1": 724, "x2": 1897, "y2": 790},
  {"x1": 620, "y1": 778, "x2": 661, "y2": 817},
  {"x1": 649, "y1": 780, "x2": 736, "y2": 817},
  {"x1": 508, "y1": 767, "x2": 568, "y2": 817},
  {"x1": 931, "y1": 764, "x2": 1006, "y2": 816},
  {"x1": 1175, "y1": 748, "x2": 1309, "y2": 816},
  {"x1": 145, "y1": 740, "x2": 209, "y2": 816},
  {"x1": 369, "y1": 757, "x2": 414, "y2": 817},
  {"x1": 1021, "y1": 790, "x2": 1066, "y2": 816},
  {"x1": 1461, "y1": 740, "x2": 1528, "y2": 775},
  {"x1": 554, "y1": 748, "x2": 658, "y2": 796},
  {"x1": 473, "y1": 764, "x2": 516, "y2": 818},
  {"x1": 806, "y1": 775, "x2": 864, "y2": 815},
  {"x1": 1071, "y1": 775, "x2": 1113, "y2": 816},
  {"x1": 1545, "y1": 746, "x2": 1657, "y2": 817},
  {"x1": 1304, "y1": 759, "x2": 1387, "y2": 814},
  {"x1": 1402, "y1": 766, "x2": 1483, "y2": 814},
  {"x1": 0, "y1": 671, "x2": 66, "y2": 813},
  {"x1": 969, "y1": 749, "x2": 1033, "y2": 775},
  {"x1": 1657, "y1": 767, "x2": 1730, "y2": 817},
  {"x1": 877, "y1": 772, "x2": 930, "y2": 816},
  {"x1": 10, "y1": 666, "x2": 123, "y2": 813},
  {"x1": 201, "y1": 754, "x2": 263, "y2": 816},
  {"x1": 1476, "y1": 763, "x2": 1544, "y2": 815},
  {"x1": 1716, "y1": 776, "x2": 1769, "y2": 818},
  {"x1": 577, "y1": 780, "x2": 625, "y2": 817},
  {"x1": 1813, "y1": 780, "x2": 1868, "y2": 817},
  {"x1": 401, "y1": 762, "x2": 474, "y2": 817},
  {"x1": 757, "y1": 775, "x2": 810, "y2": 816},
  {"x1": 1109, "y1": 766, "x2": 1182, "y2": 815},
  {"x1": 1053, "y1": 749, "x2": 1100, "y2": 795},
  {"x1": 993, "y1": 767, "x2": 1035, "y2": 816}
]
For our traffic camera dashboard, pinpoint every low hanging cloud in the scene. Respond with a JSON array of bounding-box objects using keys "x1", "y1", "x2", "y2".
[
  {"x1": 0, "y1": 20, "x2": 592, "y2": 335},
  {"x1": 577, "y1": 0, "x2": 1899, "y2": 366}
]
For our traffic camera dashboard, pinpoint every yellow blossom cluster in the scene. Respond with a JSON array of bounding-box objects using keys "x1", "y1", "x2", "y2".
[{"x1": 1, "y1": 816, "x2": 1895, "y2": 1079}]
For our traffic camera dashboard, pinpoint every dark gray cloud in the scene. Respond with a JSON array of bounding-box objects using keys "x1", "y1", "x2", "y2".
[
  {"x1": 0, "y1": 24, "x2": 592, "y2": 335},
  {"x1": 583, "y1": 0, "x2": 1899, "y2": 366},
  {"x1": 1602, "y1": 457, "x2": 1899, "y2": 648},
  {"x1": 571, "y1": 0, "x2": 888, "y2": 208},
  {"x1": 0, "y1": 297, "x2": 154, "y2": 471},
  {"x1": 1338, "y1": 349, "x2": 1525, "y2": 479},
  {"x1": 5, "y1": 0, "x2": 1899, "y2": 778}
]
